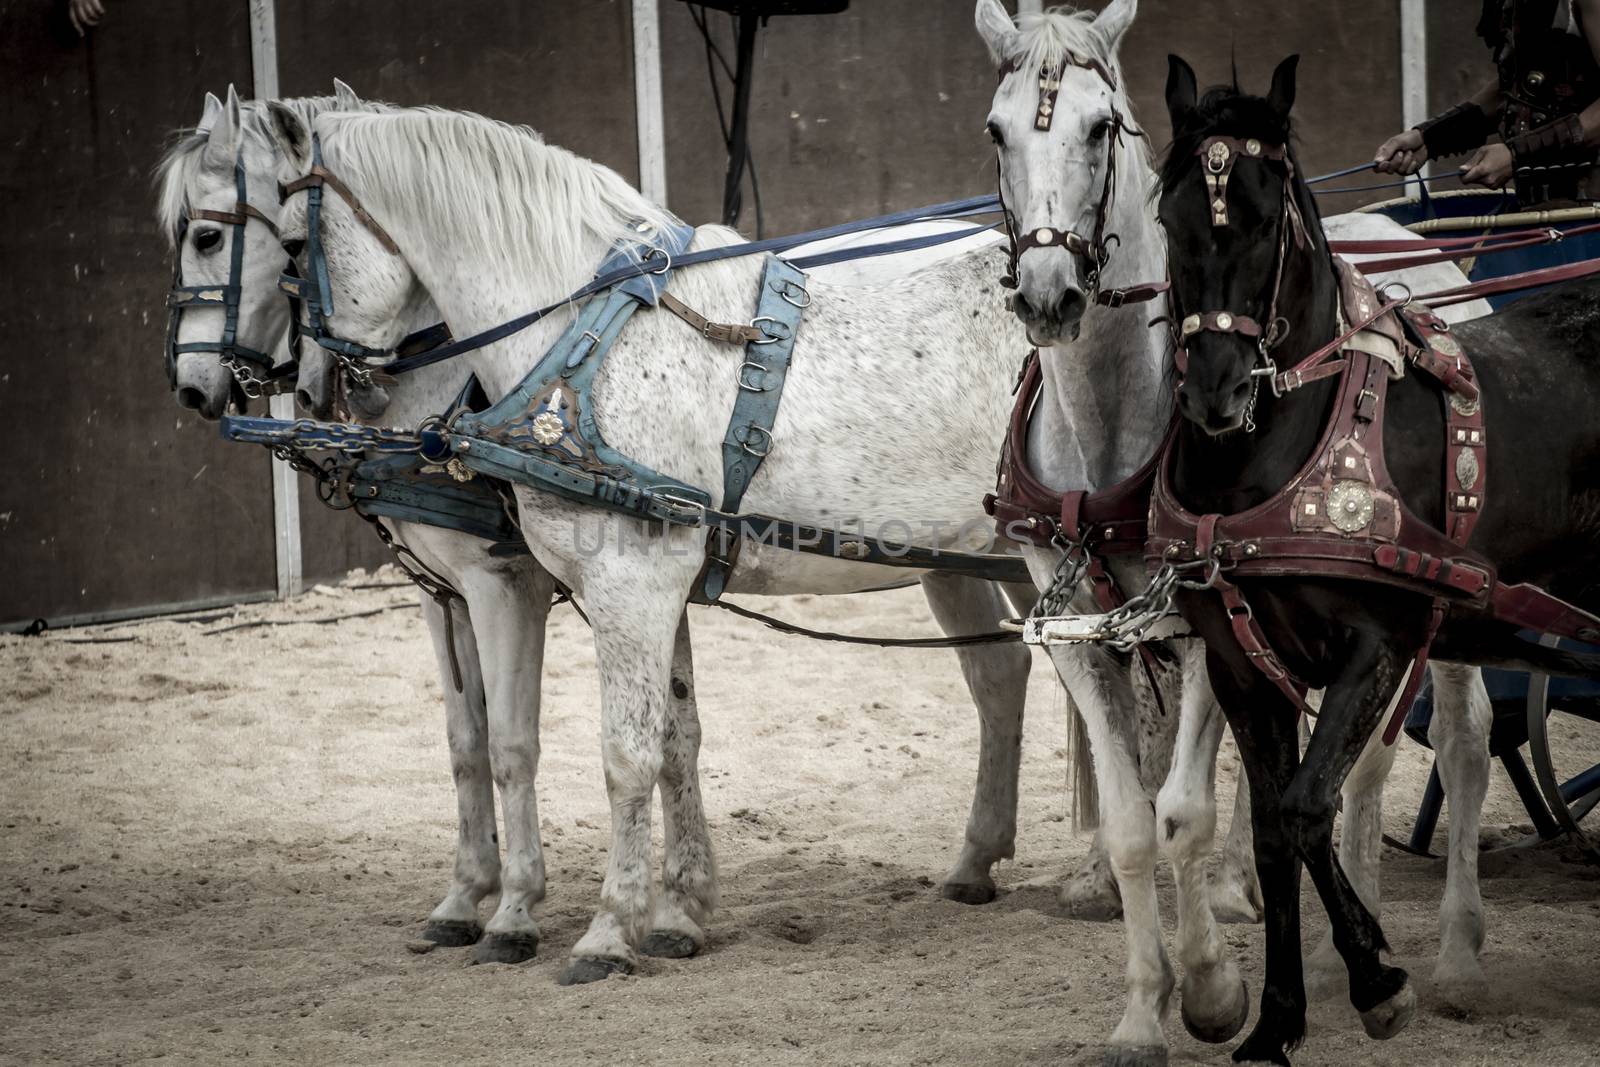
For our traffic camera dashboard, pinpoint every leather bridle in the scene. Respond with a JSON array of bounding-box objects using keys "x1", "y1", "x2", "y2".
[
  {"x1": 165, "y1": 148, "x2": 297, "y2": 402},
  {"x1": 1170, "y1": 134, "x2": 1308, "y2": 430},
  {"x1": 993, "y1": 53, "x2": 1143, "y2": 301},
  {"x1": 276, "y1": 134, "x2": 409, "y2": 389}
]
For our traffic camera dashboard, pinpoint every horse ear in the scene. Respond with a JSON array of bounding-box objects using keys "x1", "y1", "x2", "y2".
[
  {"x1": 204, "y1": 84, "x2": 244, "y2": 166},
  {"x1": 197, "y1": 91, "x2": 223, "y2": 134},
  {"x1": 333, "y1": 78, "x2": 362, "y2": 110},
  {"x1": 267, "y1": 101, "x2": 312, "y2": 171},
  {"x1": 1267, "y1": 54, "x2": 1299, "y2": 120},
  {"x1": 1165, "y1": 55, "x2": 1198, "y2": 131},
  {"x1": 974, "y1": 0, "x2": 1017, "y2": 66},
  {"x1": 1095, "y1": 0, "x2": 1137, "y2": 52}
]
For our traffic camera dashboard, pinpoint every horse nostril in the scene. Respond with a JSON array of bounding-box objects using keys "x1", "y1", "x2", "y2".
[
  {"x1": 1011, "y1": 291, "x2": 1036, "y2": 319},
  {"x1": 1056, "y1": 289, "x2": 1086, "y2": 324},
  {"x1": 176, "y1": 386, "x2": 205, "y2": 411},
  {"x1": 1230, "y1": 378, "x2": 1253, "y2": 406},
  {"x1": 295, "y1": 387, "x2": 315, "y2": 412}
]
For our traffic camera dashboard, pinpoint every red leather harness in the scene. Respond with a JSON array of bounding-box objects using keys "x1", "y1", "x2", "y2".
[
  {"x1": 1148, "y1": 260, "x2": 1600, "y2": 741},
  {"x1": 988, "y1": 258, "x2": 1600, "y2": 744}
]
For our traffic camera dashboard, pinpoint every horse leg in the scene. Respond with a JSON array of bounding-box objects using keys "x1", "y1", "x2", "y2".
[
  {"x1": 418, "y1": 593, "x2": 499, "y2": 947},
  {"x1": 560, "y1": 570, "x2": 688, "y2": 986},
  {"x1": 1210, "y1": 768, "x2": 1263, "y2": 923},
  {"x1": 466, "y1": 561, "x2": 555, "y2": 965},
  {"x1": 1156, "y1": 642, "x2": 1249, "y2": 1045},
  {"x1": 1209, "y1": 652, "x2": 1306, "y2": 1067},
  {"x1": 642, "y1": 612, "x2": 718, "y2": 959},
  {"x1": 1305, "y1": 707, "x2": 1398, "y2": 998},
  {"x1": 1281, "y1": 643, "x2": 1415, "y2": 1043},
  {"x1": 921, "y1": 574, "x2": 1031, "y2": 906},
  {"x1": 1050, "y1": 646, "x2": 1173, "y2": 1066},
  {"x1": 1426, "y1": 662, "x2": 1491, "y2": 1005}
]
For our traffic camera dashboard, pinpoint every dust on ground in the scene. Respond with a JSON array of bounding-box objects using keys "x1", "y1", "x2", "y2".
[{"x1": 3, "y1": 572, "x2": 1598, "y2": 1066}]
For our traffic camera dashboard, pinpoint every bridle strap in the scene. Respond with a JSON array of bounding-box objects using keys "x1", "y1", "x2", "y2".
[
  {"x1": 192, "y1": 203, "x2": 279, "y2": 236},
  {"x1": 281, "y1": 164, "x2": 401, "y2": 255}
]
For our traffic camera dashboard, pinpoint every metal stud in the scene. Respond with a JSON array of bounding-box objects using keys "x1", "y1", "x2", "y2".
[{"x1": 1215, "y1": 312, "x2": 1233, "y2": 330}]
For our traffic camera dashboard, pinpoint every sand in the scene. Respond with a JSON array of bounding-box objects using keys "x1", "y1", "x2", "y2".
[{"x1": 3, "y1": 571, "x2": 1598, "y2": 1066}]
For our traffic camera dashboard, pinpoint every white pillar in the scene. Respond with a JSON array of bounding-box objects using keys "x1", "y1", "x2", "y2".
[
  {"x1": 632, "y1": 0, "x2": 668, "y2": 205},
  {"x1": 1400, "y1": 0, "x2": 1428, "y2": 129},
  {"x1": 248, "y1": 0, "x2": 304, "y2": 599}
]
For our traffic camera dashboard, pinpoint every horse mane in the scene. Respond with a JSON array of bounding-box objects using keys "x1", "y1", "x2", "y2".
[
  {"x1": 154, "y1": 95, "x2": 350, "y2": 244},
  {"x1": 1010, "y1": 5, "x2": 1125, "y2": 79},
  {"x1": 311, "y1": 108, "x2": 682, "y2": 301}
]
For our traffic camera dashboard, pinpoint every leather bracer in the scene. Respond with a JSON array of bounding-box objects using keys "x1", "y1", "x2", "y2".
[{"x1": 1414, "y1": 102, "x2": 1496, "y2": 159}]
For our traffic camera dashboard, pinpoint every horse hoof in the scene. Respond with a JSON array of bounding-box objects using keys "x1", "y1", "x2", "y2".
[
  {"x1": 1182, "y1": 975, "x2": 1249, "y2": 1044},
  {"x1": 640, "y1": 931, "x2": 700, "y2": 959},
  {"x1": 1102, "y1": 1045, "x2": 1166, "y2": 1067},
  {"x1": 420, "y1": 919, "x2": 482, "y2": 947},
  {"x1": 557, "y1": 956, "x2": 633, "y2": 986},
  {"x1": 469, "y1": 932, "x2": 539, "y2": 966},
  {"x1": 939, "y1": 881, "x2": 996, "y2": 906},
  {"x1": 1358, "y1": 981, "x2": 1416, "y2": 1041},
  {"x1": 1059, "y1": 894, "x2": 1122, "y2": 923},
  {"x1": 1230, "y1": 1031, "x2": 1292, "y2": 1066}
]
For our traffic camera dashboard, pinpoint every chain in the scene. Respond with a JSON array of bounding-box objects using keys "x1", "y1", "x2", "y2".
[
  {"x1": 1031, "y1": 542, "x2": 1090, "y2": 620},
  {"x1": 1030, "y1": 555, "x2": 1220, "y2": 651}
]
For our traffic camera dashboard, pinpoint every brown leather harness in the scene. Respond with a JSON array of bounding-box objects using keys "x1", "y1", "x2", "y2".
[{"x1": 989, "y1": 130, "x2": 1600, "y2": 744}]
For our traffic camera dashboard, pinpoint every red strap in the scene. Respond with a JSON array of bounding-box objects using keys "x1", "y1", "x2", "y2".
[
  {"x1": 1383, "y1": 601, "x2": 1446, "y2": 745},
  {"x1": 1419, "y1": 256, "x2": 1600, "y2": 307}
]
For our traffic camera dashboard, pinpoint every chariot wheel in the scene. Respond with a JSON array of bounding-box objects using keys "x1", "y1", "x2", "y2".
[{"x1": 1525, "y1": 635, "x2": 1600, "y2": 863}]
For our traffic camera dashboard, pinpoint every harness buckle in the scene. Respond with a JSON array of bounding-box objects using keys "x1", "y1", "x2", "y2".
[
  {"x1": 737, "y1": 361, "x2": 769, "y2": 392},
  {"x1": 738, "y1": 425, "x2": 773, "y2": 458},
  {"x1": 749, "y1": 316, "x2": 789, "y2": 344}
]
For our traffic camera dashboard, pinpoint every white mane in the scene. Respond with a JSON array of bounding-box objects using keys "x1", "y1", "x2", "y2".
[
  {"x1": 1012, "y1": 5, "x2": 1122, "y2": 81},
  {"x1": 311, "y1": 108, "x2": 691, "y2": 303},
  {"x1": 154, "y1": 96, "x2": 344, "y2": 244}
]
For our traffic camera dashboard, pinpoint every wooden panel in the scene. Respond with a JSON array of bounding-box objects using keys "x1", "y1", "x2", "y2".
[
  {"x1": 658, "y1": 0, "x2": 1408, "y2": 235},
  {"x1": 0, "y1": 0, "x2": 273, "y2": 626},
  {"x1": 270, "y1": 0, "x2": 640, "y2": 582}
]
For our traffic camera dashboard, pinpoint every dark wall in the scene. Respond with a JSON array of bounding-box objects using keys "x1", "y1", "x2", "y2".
[
  {"x1": 0, "y1": 0, "x2": 1479, "y2": 624},
  {"x1": 274, "y1": 0, "x2": 640, "y2": 583},
  {"x1": 0, "y1": 0, "x2": 273, "y2": 626}
]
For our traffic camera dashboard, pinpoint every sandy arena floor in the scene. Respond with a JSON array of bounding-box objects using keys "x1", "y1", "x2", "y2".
[{"x1": 3, "y1": 573, "x2": 1599, "y2": 1066}]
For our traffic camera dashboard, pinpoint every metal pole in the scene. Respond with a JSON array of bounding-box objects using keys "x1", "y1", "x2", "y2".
[
  {"x1": 1399, "y1": 0, "x2": 1428, "y2": 130},
  {"x1": 632, "y1": 0, "x2": 669, "y2": 205},
  {"x1": 248, "y1": 0, "x2": 303, "y2": 599}
]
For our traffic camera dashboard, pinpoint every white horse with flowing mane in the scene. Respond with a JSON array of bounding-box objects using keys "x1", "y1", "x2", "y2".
[
  {"x1": 973, "y1": 0, "x2": 1496, "y2": 1059},
  {"x1": 257, "y1": 91, "x2": 1252, "y2": 991},
  {"x1": 160, "y1": 81, "x2": 1194, "y2": 975}
]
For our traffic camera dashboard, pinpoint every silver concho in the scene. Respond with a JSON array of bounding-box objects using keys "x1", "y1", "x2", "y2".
[
  {"x1": 1245, "y1": 138, "x2": 1262, "y2": 156},
  {"x1": 1449, "y1": 392, "x2": 1480, "y2": 416},
  {"x1": 1428, "y1": 333, "x2": 1462, "y2": 358},
  {"x1": 1206, "y1": 141, "x2": 1230, "y2": 172},
  {"x1": 1456, "y1": 446, "x2": 1480, "y2": 490},
  {"x1": 1327, "y1": 480, "x2": 1375, "y2": 533},
  {"x1": 1215, "y1": 312, "x2": 1234, "y2": 331}
]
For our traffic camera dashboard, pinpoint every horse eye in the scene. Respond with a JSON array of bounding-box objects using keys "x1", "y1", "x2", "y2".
[
  {"x1": 986, "y1": 121, "x2": 1005, "y2": 148},
  {"x1": 283, "y1": 238, "x2": 306, "y2": 259},
  {"x1": 1088, "y1": 121, "x2": 1111, "y2": 143},
  {"x1": 192, "y1": 228, "x2": 223, "y2": 253}
]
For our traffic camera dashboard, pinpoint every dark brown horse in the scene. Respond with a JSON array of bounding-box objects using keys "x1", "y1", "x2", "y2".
[{"x1": 1156, "y1": 54, "x2": 1600, "y2": 1066}]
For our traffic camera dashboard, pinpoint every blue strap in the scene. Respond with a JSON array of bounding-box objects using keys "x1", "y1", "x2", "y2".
[
  {"x1": 381, "y1": 196, "x2": 1000, "y2": 377},
  {"x1": 700, "y1": 256, "x2": 809, "y2": 602}
]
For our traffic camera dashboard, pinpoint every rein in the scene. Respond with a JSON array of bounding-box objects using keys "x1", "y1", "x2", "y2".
[{"x1": 165, "y1": 149, "x2": 297, "y2": 402}]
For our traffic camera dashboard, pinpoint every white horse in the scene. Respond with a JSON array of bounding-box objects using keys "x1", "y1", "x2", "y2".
[
  {"x1": 973, "y1": 2, "x2": 1496, "y2": 1058},
  {"x1": 257, "y1": 88, "x2": 1257, "y2": 989},
  {"x1": 164, "y1": 84, "x2": 1180, "y2": 972},
  {"x1": 160, "y1": 84, "x2": 561, "y2": 964}
]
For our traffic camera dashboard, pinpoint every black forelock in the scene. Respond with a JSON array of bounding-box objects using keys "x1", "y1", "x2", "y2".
[{"x1": 1157, "y1": 85, "x2": 1295, "y2": 200}]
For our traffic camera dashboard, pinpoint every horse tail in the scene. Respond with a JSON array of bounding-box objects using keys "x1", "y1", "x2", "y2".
[{"x1": 1065, "y1": 693, "x2": 1100, "y2": 832}]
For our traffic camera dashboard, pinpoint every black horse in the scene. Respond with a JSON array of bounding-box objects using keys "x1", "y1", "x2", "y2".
[{"x1": 1157, "y1": 54, "x2": 1600, "y2": 1065}]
